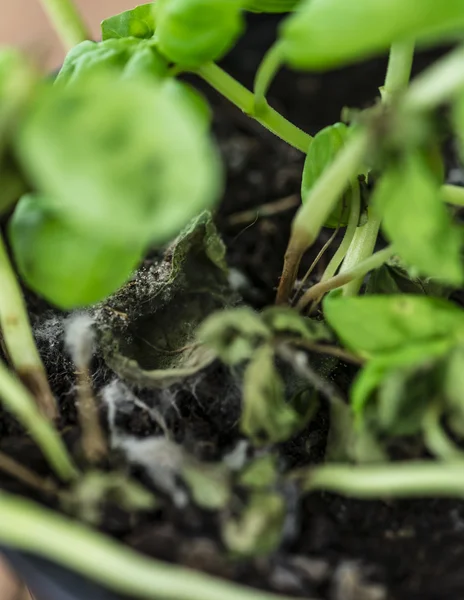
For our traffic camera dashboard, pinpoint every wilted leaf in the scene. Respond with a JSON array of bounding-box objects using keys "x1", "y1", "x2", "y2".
[
  {"x1": 261, "y1": 306, "x2": 331, "y2": 342},
  {"x1": 241, "y1": 346, "x2": 302, "y2": 444},
  {"x1": 95, "y1": 213, "x2": 235, "y2": 387},
  {"x1": 324, "y1": 293, "x2": 464, "y2": 358},
  {"x1": 222, "y1": 491, "x2": 285, "y2": 557},
  {"x1": 372, "y1": 153, "x2": 463, "y2": 285},
  {"x1": 101, "y1": 4, "x2": 156, "y2": 40},
  {"x1": 366, "y1": 260, "x2": 452, "y2": 298}
]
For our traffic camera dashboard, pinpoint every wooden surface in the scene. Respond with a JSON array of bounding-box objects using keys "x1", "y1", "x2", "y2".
[{"x1": 1, "y1": 0, "x2": 138, "y2": 68}]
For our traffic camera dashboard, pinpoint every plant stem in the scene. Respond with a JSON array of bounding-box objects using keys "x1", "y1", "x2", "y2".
[
  {"x1": 253, "y1": 42, "x2": 284, "y2": 113},
  {"x1": 276, "y1": 130, "x2": 369, "y2": 304},
  {"x1": 403, "y1": 44, "x2": 464, "y2": 112},
  {"x1": 338, "y1": 210, "x2": 382, "y2": 296},
  {"x1": 38, "y1": 0, "x2": 89, "y2": 50},
  {"x1": 0, "y1": 359, "x2": 77, "y2": 481},
  {"x1": 441, "y1": 184, "x2": 464, "y2": 207},
  {"x1": 296, "y1": 245, "x2": 394, "y2": 311},
  {"x1": 196, "y1": 62, "x2": 312, "y2": 153},
  {"x1": 319, "y1": 180, "x2": 361, "y2": 282},
  {"x1": 0, "y1": 491, "x2": 303, "y2": 600},
  {"x1": 0, "y1": 233, "x2": 57, "y2": 420},
  {"x1": 381, "y1": 40, "x2": 415, "y2": 103},
  {"x1": 303, "y1": 461, "x2": 464, "y2": 498},
  {"x1": 422, "y1": 403, "x2": 464, "y2": 461}
]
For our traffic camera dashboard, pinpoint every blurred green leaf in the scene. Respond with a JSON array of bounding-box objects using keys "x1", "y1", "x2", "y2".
[
  {"x1": 155, "y1": 0, "x2": 245, "y2": 67},
  {"x1": 162, "y1": 80, "x2": 212, "y2": 131},
  {"x1": 324, "y1": 294, "x2": 464, "y2": 358},
  {"x1": 372, "y1": 153, "x2": 463, "y2": 285},
  {"x1": 301, "y1": 123, "x2": 352, "y2": 228},
  {"x1": 242, "y1": 346, "x2": 301, "y2": 444},
  {"x1": 198, "y1": 308, "x2": 271, "y2": 365},
  {"x1": 222, "y1": 491, "x2": 285, "y2": 557},
  {"x1": 352, "y1": 339, "x2": 452, "y2": 415},
  {"x1": 16, "y1": 74, "x2": 222, "y2": 247},
  {"x1": 0, "y1": 49, "x2": 36, "y2": 138},
  {"x1": 261, "y1": 306, "x2": 332, "y2": 341},
  {"x1": 9, "y1": 194, "x2": 144, "y2": 309},
  {"x1": 243, "y1": 0, "x2": 300, "y2": 11},
  {"x1": 280, "y1": 0, "x2": 464, "y2": 70},
  {"x1": 444, "y1": 345, "x2": 464, "y2": 430},
  {"x1": 238, "y1": 454, "x2": 278, "y2": 489},
  {"x1": 182, "y1": 460, "x2": 231, "y2": 510},
  {"x1": 101, "y1": 4, "x2": 156, "y2": 40}
]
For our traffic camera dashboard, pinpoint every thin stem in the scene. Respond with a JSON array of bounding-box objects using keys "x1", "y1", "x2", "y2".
[
  {"x1": 338, "y1": 209, "x2": 382, "y2": 296},
  {"x1": 403, "y1": 44, "x2": 464, "y2": 112},
  {"x1": 0, "y1": 233, "x2": 57, "y2": 420},
  {"x1": 253, "y1": 42, "x2": 284, "y2": 113},
  {"x1": 0, "y1": 450, "x2": 58, "y2": 495},
  {"x1": 320, "y1": 180, "x2": 362, "y2": 282},
  {"x1": 0, "y1": 491, "x2": 302, "y2": 600},
  {"x1": 441, "y1": 184, "x2": 464, "y2": 207},
  {"x1": 297, "y1": 246, "x2": 394, "y2": 311},
  {"x1": 303, "y1": 461, "x2": 464, "y2": 498},
  {"x1": 422, "y1": 403, "x2": 464, "y2": 461},
  {"x1": 76, "y1": 369, "x2": 107, "y2": 464},
  {"x1": 276, "y1": 130, "x2": 369, "y2": 304},
  {"x1": 37, "y1": 0, "x2": 89, "y2": 50},
  {"x1": 0, "y1": 359, "x2": 77, "y2": 481},
  {"x1": 381, "y1": 40, "x2": 415, "y2": 103},
  {"x1": 196, "y1": 62, "x2": 312, "y2": 153}
]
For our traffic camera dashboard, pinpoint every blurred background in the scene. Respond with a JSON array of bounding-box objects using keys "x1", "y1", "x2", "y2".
[{"x1": 2, "y1": 0, "x2": 139, "y2": 68}]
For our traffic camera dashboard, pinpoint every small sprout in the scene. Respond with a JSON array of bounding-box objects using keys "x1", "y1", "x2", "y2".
[
  {"x1": 101, "y1": 4, "x2": 156, "y2": 41},
  {"x1": 182, "y1": 459, "x2": 231, "y2": 510}
]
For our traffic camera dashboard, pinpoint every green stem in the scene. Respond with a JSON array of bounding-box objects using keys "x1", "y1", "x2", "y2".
[
  {"x1": 38, "y1": 0, "x2": 89, "y2": 50},
  {"x1": 0, "y1": 233, "x2": 57, "y2": 420},
  {"x1": 303, "y1": 461, "x2": 464, "y2": 498},
  {"x1": 381, "y1": 40, "x2": 415, "y2": 103},
  {"x1": 196, "y1": 62, "x2": 312, "y2": 153},
  {"x1": 0, "y1": 491, "x2": 300, "y2": 600},
  {"x1": 0, "y1": 359, "x2": 77, "y2": 481},
  {"x1": 338, "y1": 210, "x2": 382, "y2": 296},
  {"x1": 422, "y1": 403, "x2": 464, "y2": 461},
  {"x1": 403, "y1": 44, "x2": 464, "y2": 112},
  {"x1": 320, "y1": 180, "x2": 361, "y2": 282},
  {"x1": 277, "y1": 130, "x2": 369, "y2": 304},
  {"x1": 296, "y1": 245, "x2": 394, "y2": 311},
  {"x1": 253, "y1": 42, "x2": 284, "y2": 113},
  {"x1": 441, "y1": 184, "x2": 464, "y2": 207}
]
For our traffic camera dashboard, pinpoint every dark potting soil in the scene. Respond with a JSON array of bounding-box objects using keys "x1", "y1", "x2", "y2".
[{"x1": 1, "y1": 15, "x2": 464, "y2": 600}]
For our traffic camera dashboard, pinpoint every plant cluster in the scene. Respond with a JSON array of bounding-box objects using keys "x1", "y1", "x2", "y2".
[{"x1": 2, "y1": 0, "x2": 464, "y2": 598}]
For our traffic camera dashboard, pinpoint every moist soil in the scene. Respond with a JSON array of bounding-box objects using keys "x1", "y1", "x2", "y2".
[{"x1": 1, "y1": 14, "x2": 464, "y2": 600}]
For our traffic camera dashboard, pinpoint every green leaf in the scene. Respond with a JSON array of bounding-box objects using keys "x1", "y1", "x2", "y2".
[
  {"x1": 324, "y1": 294, "x2": 464, "y2": 357},
  {"x1": 155, "y1": 0, "x2": 245, "y2": 67},
  {"x1": 182, "y1": 460, "x2": 231, "y2": 510},
  {"x1": 366, "y1": 260, "x2": 452, "y2": 298},
  {"x1": 221, "y1": 491, "x2": 285, "y2": 557},
  {"x1": 16, "y1": 74, "x2": 222, "y2": 247},
  {"x1": 372, "y1": 153, "x2": 463, "y2": 285},
  {"x1": 261, "y1": 306, "x2": 332, "y2": 341},
  {"x1": 301, "y1": 123, "x2": 352, "y2": 228},
  {"x1": 243, "y1": 0, "x2": 300, "y2": 12},
  {"x1": 352, "y1": 339, "x2": 452, "y2": 416},
  {"x1": 56, "y1": 40, "x2": 169, "y2": 87},
  {"x1": 280, "y1": 0, "x2": 464, "y2": 70},
  {"x1": 162, "y1": 80, "x2": 212, "y2": 131},
  {"x1": 198, "y1": 308, "x2": 271, "y2": 366},
  {"x1": 241, "y1": 346, "x2": 301, "y2": 444},
  {"x1": 9, "y1": 194, "x2": 144, "y2": 309},
  {"x1": 101, "y1": 4, "x2": 155, "y2": 40}
]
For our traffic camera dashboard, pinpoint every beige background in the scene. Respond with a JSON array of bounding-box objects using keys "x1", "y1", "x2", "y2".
[{"x1": 2, "y1": 0, "x2": 139, "y2": 68}]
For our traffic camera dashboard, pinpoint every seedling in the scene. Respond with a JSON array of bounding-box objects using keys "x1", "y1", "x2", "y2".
[{"x1": 3, "y1": 0, "x2": 464, "y2": 597}]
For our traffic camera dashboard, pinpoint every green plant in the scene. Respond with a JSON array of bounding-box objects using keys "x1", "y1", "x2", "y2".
[{"x1": 3, "y1": 0, "x2": 464, "y2": 597}]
